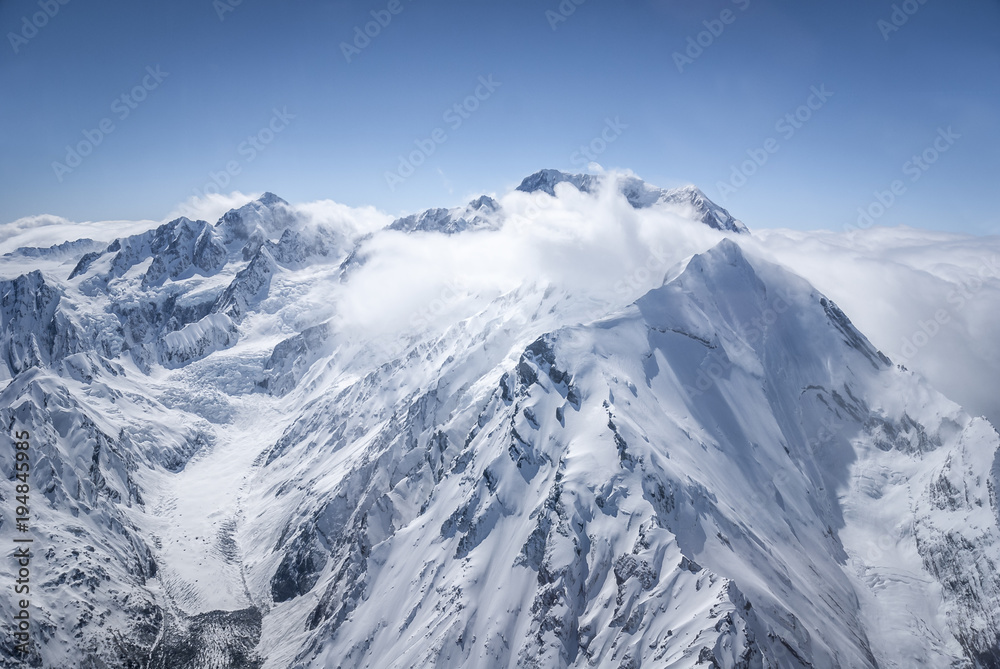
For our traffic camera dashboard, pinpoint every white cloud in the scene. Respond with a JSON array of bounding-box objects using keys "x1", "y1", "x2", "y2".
[
  {"x1": 167, "y1": 191, "x2": 260, "y2": 224},
  {"x1": 331, "y1": 171, "x2": 729, "y2": 346},
  {"x1": 291, "y1": 199, "x2": 393, "y2": 237},
  {"x1": 0, "y1": 214, "x2": 161, "y2": 255},
  {"x1": 0, "y1": 214, "x2": 74, "y2": 244},
  {"x1": 1, "y1": 190, "x2": 394, "y2": 256},
  {"x1": 747, "y1": 226, "x2": 1000, "y2": 428},
  {"x1": 7, "y1": 176, "x2": 997, "y2": 435},
  {"x1": 325, "y1": 174, "x2": 1000, "y2": 431}
]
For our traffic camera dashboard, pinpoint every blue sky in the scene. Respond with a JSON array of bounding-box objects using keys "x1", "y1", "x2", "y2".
[{"x1": 1, "y1": 0, "x2": 998, "y2": 233}]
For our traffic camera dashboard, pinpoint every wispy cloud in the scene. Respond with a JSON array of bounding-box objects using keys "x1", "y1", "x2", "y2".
[
  {"x1": 332, "y1": 171, "x2": 728, "y2": 343},
  {"x1": 0, "y1": 213, "x2": 160, "y2": 254},
  {"x1": 167, "y1": 190, "x2": 260, "y2": 224}
]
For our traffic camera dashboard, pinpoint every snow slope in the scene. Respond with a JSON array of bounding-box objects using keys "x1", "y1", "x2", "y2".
[
  {"x1": 0, "y1": 171, "x2": 998, "y2": 668},
  {"x1": 250, "y1": 239, "x2": 1000, "y2": 668},
  {"x1": 750, "y1": 227, "x2": 1000, "y2": 430}
]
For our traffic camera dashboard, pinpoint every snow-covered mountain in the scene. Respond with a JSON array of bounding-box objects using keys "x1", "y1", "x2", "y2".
[
  {"x1": 747, "y1": 226, "x2": 1000, "y2": 432},
  {"x1": 386, "y1": 195, "x2": 502, "y2": 235},
  {"x1": 1, "y1": 172, "x2": 998, "y2": 668},
  {"x1": 516, "y1": 170, "x2": 748, "y2": 233}
]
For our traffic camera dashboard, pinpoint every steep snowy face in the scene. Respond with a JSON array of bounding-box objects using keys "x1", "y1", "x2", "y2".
[
  {"x1": 751, "y1": 227, "x2": 1000, "y2": 431},
  {"x1": 0, "y1": 191, "x2": 331, "y2": 667},
  {"x1": 216, "y1": 192, "x2": 298, "y2": 251},
  {"x1": 0, "y1": 269, "x2": 124, "y2": 379},
  {"x1": 0, "y1": 361, "x2": 226, "y2": 667},
  {"x1": 248, "y1": 240, "x2": 999, "y2": 668},
  {"x1": 1, "y1": 182, "x2": 998, "y2": 669},
  {"x1": 656, "y1": 185, "x2": 748, "y2": 234}
]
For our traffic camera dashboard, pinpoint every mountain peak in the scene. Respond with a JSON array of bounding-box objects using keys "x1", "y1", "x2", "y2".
[
  {"x1": 516, "y1": 169, "x2": 748, "y2": 233},
  {"x1": 469, "y1": 194, "x2": 500, "y2": 212},
  {"x1": 660, "y1": 184, "x2": 747, "y2": 234},
  {"x1": 387, "y1": 195, "x2": 502, "y2": 235},
  {"x1": 650, "y1": 238, "x2": 764, "y2": 317},
  {"x1": 216, "y1": 193, "x2": 297, "y2": 249},
  {"x1": 257, "y1": 192, "x2": 288, "y2": 207},
  {"x1": 516, "y1": 169, "x2": 597, "y2": 196}
]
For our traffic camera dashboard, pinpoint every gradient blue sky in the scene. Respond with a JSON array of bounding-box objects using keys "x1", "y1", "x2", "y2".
[{"x1": 1, "y1": 0, "x2": 998, "y2": 233}]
